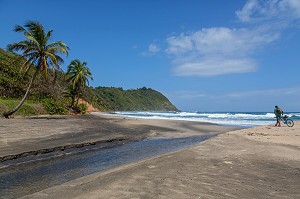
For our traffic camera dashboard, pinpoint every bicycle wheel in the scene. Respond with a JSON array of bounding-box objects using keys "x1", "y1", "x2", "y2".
[{"x1": 286, "y1": 119, "x2": 294, "y2": 127}]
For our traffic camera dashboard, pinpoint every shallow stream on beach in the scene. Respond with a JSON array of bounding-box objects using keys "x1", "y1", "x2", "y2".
[{"x1": 0, "y1": 134, "x2": 215, "y2": 199}]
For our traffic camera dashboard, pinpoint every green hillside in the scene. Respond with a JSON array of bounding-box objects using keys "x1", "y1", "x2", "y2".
[
  {"x1": 0, "y1": 48, "x2": 67, "y2": 100},
  {"x1": 0, "y1": 48, "x2": 178, "y2": 116},
  {"x1": 86, "y1": 87, "x2": 178, "y2": 111}
]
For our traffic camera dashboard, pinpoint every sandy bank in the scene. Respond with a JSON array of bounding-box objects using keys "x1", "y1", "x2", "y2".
[
  {"x1": 20, "y1": 121, "x2": 300, "y2": 199},
  {"x1": 0, "y1": 113, "x2": 237, "y2": 161}
]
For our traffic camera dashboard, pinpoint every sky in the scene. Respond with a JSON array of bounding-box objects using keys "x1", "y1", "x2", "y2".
[{"x1": 1, "y1": 0, "x2": 300, "y2": 112}]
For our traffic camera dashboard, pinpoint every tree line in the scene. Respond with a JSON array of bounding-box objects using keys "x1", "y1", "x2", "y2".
[{"x1": 2, "y1": 21, "x2": 93, "y2": 118}]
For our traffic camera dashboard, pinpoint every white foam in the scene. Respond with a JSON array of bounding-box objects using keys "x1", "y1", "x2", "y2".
[{"x1": 112, "y1": 111, "x2": 277, "y2": 127}]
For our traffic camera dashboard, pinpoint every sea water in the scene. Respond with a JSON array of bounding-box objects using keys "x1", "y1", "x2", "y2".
[{"x1": 113, "y1": 111, "x2": 300, "y2": 127}]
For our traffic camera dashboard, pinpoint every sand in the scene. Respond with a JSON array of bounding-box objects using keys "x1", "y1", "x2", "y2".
[
  {"x1": 1, "y1": 114, "x2": 299, "y2": 198},
  {"x1": 0, "y1": 113, "x2": 237, "y2": 160}
]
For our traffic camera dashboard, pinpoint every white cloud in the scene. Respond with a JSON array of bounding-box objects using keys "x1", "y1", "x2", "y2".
[
  {"x1": 169, "y1": 87, "x2": 300, "y2": 101},
  {"x1": 173, "y1": 57, "x2": 257, "y2": 76},
  {"x1": 166, "y1": 90, "x2": 207, "y2": 100},
  {"x1": 223, "y1": 87, "x2": 300, "y2": 99},
  {"x1": 165, "y1": 34, "x2": 193, "y2": 54},
  {"x1": 141, "y1": 44, "x2": 161, "y2": 56},
  {"x1": 167, "y1": 27, "x2": 280, "y2": 56},
  {"x1": 161, "y1": 0, "x2": 300, "y2": 77},
  {"x1": 236, "y1": 0, "x2": 300, "y2": 23},
  {"x1": 148, "y1": 44, "x2": 160, "y2": 53},
  {"x1": 235, "y1": 0, "x2": 261, "y2": 22},
  {"x1": 166, "y1": 26, "x2": 279, "y2": 77}
]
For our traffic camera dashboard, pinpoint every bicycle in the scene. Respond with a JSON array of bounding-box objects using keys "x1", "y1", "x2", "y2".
[{"x1": 280, "y1": 115, "x2": 294, "y2": 127}]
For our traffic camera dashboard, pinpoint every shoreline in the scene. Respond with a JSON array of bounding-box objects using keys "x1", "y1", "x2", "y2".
[
  {"x1": 104, "y1": 111, "x2": 300, "y2": 127},
  {"x1": 1, "y1": 114, "x2": 299, "y2": 198},
  {"x1": 0, "y1": 113, "x2": 238, "y2": 162},
  {"x1": 22, "y1": 121, "x2": 300, "y2": 199}
]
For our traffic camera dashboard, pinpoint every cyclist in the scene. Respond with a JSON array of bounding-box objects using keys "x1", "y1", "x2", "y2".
[{"x1": 274, "y1": 105, "x2": 283, "y2": 127}]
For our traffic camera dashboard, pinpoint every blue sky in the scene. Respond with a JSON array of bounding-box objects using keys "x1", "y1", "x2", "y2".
[{"x1": 1, "y1": 0, "x2": 300, "y2": 112}]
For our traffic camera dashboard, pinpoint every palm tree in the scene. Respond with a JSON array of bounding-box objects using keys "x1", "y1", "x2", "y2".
[
  {"x1": 66, "y1": 59, "x2": 93, "y2": 107},
  {"x1": 3, "y1": 21, "x2": 69, "y2": 118},
  {"x1": 63, "y1": 85, "x2": 79, "y2": 108}
]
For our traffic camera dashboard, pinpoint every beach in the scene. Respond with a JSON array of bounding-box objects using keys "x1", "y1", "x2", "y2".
[
  {"x1": 1, "y1": 114, "x2": 299, "y2": 198},
  {"x1": 0, "y1": 113, "x2": 237, "y2": 160}
]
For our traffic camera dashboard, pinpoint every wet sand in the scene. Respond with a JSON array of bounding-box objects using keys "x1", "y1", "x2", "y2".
[
  {"x1": 1, "y1": 114, "x2": 299, "y2": 198},
  {"x1": 0, "y1": 113, "x2": 237, "y2": 161}
]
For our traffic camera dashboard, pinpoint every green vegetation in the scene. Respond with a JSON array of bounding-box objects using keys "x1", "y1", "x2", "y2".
[
  {"x1": 86, "y1": 87, "x2": 178, "y2": 111},
  {"x1": 0, "y1": 21, "x2": 178, "y2": 117},
  {"x1": 0, "y1": 49, "x2": 31, "y2": 98},
  {"x1": 2, "y1": 21, "x2": 69, "y2": 118},
  {"x1": 66, "y1": 59, "x2": 93, "y2": 109},
  {"x1": 0, "y1": 47, "x2": 178, "y2": 117},
  {"x1": 41, "y1": 98, "x2": 68, "y2": 115},
  {"x1": 0, "y1": 99, "x2": 47, "y2": 116}
]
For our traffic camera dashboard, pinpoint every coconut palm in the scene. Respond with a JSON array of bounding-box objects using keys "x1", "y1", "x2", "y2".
[
  {"x1": 66, "y1": 59, "x2": 93, "y2": 107},
  {"x1": 63, "y1": 85, "x2": 79, "y2": 108},
  {"x1": 3, "y1": 21, "x2": 69, "y2": 118}
]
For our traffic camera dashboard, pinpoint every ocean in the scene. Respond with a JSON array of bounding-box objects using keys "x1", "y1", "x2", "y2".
[{"x1": 113, "y1": 111, "x2": 300, "y2": 127}]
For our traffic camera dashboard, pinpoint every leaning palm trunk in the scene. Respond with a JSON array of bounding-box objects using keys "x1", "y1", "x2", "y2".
[
  {"x1": 3, "y1": 21, "x2": 69, "y2": 118},
  {"x1": 3, "y1": 71, "x2": 38, "y2": 118}
]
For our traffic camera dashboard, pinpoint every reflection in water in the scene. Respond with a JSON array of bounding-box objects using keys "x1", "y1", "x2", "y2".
[{"x1": 0, "y1": 135, "x2": 214, "y2": 199}]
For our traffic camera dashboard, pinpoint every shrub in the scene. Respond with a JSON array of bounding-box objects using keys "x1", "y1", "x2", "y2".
[
  {"x1": 0, "y1": 99, "x2": 46, "y2": 116},
  {"x1": 73, "y1": 103, "x2": 87, "y2": 114},
  {"x1": 42, "y1": 98, "x2": 68, "y2": 115}
]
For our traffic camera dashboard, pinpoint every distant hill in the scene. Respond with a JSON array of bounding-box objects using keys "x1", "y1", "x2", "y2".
[
  {"x1": 86, "y1": 86, "x2": 178, "y2": 111},
  {"x1": 0, "y1": 48, "x2": 178, "y2": 116}
]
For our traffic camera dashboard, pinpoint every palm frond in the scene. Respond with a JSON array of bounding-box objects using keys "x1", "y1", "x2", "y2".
[
  {"x1": 25, "y1": 21, "x2": 44, "y2": 42},
  {"x1": 45, "y1": 30, "x2": 53, "y2": 45},
  {"x1": 7, "y1": 42, "x2": 27, "y2": 52},
  {"x1": 22, "y1": 56, "x2": 36, "y2": 72},
  {"x1": 66, "y1": 59, "x2": 93, "y2": 90},
  {"x1": 24, "y1": 33, "x2": 40, "y2": 47},
  {"x1": 3, "y1": 20, "x2": 69, "y2": 117},
  {"x1": 54, "y1": 55, "x2": 64, "y2": 65},
  {"x1": 47, "y1": 41, "x2": 70, "y2": 55},
  {"x1": 14, "y1": 25, "x2": 26, "y2": 33}
]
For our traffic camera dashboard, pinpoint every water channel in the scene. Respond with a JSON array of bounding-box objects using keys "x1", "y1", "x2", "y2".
[{"x1": 0, "y1": 134, "x2": 215, "y2": 199}]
